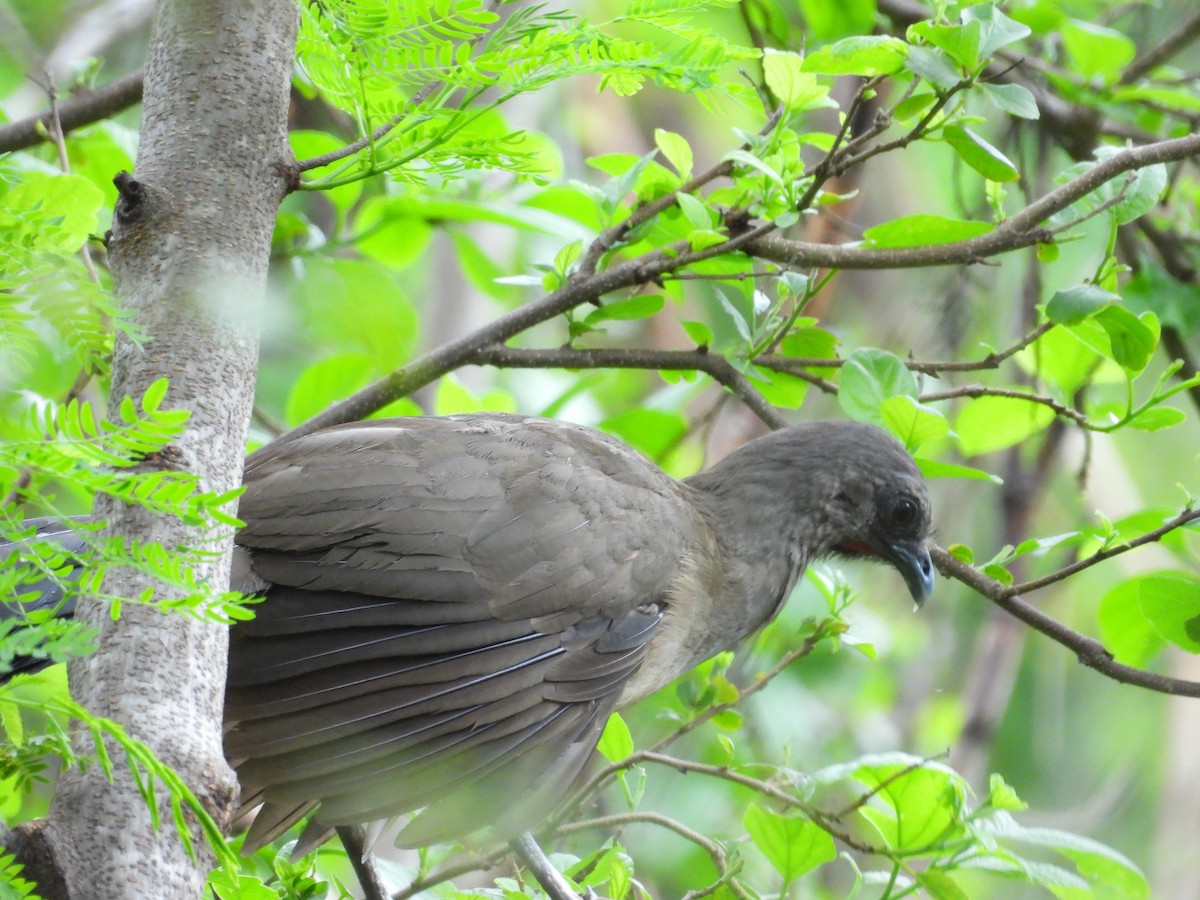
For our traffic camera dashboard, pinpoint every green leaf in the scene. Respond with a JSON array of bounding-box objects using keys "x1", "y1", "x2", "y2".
[
  {"x1": 354, "y1": 197, "x2": 433, "y2": 269},
  {"x1": 762, "y1": 50, "x2": 836, "y2": 112},
  {"x1": 1099, "y1": 575, "x2": 1167, "y2": 667},
  {"x1": 863, "y1": 214, "x2": 993, "y2": 248},
  {"x1": 1, "y1": 173, "x2": 105, "y2": 252},
  {"x1": 1094, "y1": 306, "x2": 1156, "y2": 373},
  {"x1": 942, "y1": 125, "x2": 1019, "y2": 182},
  {"x1": 1061, "y1": 19, "x2": 1136, "y2": 84},
  {"x1": 838, "y1": 348, "x2": 918, "y2": 425},
  {"x1": 743, "y1": 806, "x2": 836, "y2": 881},
  {"x1": 987, "y1": 773, "x2": 1026, "y2": 812},
  {"x1": 596, "y1": 712, "x2": 633, "y2": 762},
  {"x1": 1129, "y1": 406, "x2": 1186, "y2": 431},
  {"x1": 914, "y1": 457, "x2": 1003, "y2": 483},
  {"x1": 601, "y1": 409, "x2": 687, "y2": 458},
  {"x1": 584, "y1": 294, "x2": 665, "y2": 325},
  {"x1": 801, "y1": 36, "x2": 909, "y2": 76},
  {"x1": 724, "y1": 149, "x2": 787, "y2": 188},
  {"x1": 682, "y1": 320, "x2": 713, "y2": 347},
  {"x1": 853, "y1": 759, "x2": 966, "y2": 851},
  {"x1": 799, "y1": 0, "x2": 875, "y2": 41},
  {"x1": 907, "y1": 19, "x2": 982, "y2": 70},
  {"x1": 779, "y1": 326, "x2": 839, "y2": 364},
  {"x1": 1109, "y1": 161, "x2": 1167, "y2": 225},
  {"x1": 979, "y1": 812, "x2": 1148, "y2": 899},
  {"x1": 894, "y1": 90, "x2": 939, "y2": 121},
  {"x1": 654, "y1": 129, "x2": 693, "y2": 179},
  {"x1": 434, "y1": 374, "x2": 481, "y2": 416},
  {"x1": 1114, "y1": 84, "x2": 1200, "y2": 115},
  {"x1": 1138, "y1": 572, "x2": 1200, "y2": 653},
  {"x1": 1016, "y1": 324, "x2": 1105, "y2": 398},
  {"x1": 978, "y1": 82, "x2": 1040, "y2": 119},
  {"x1": 750, "y1": 366, "x2": 810, "y2": 409},
  {"x1": 292, "y1": 258, "x2": 418, "y2": 368},
  {"x1": 674, "y1": 192, "x2": 713, "y2": 230},
  {"x1": 915, "y1": 870, "x2": 968, "y2": 900},
  {"x1": 1123, "y1": 264, "x2": 1200, "y2": 333},
  {"x1": 141, "y1": 378, "x2": 170, "y2": 414},
  {"x1": 904, "y1": 46, "x2": 962, "y2": 90},
  {"x1": 1045, "y1": 283, "x2": 1119, "y2": 324},
  {"x1": 963, "y1": 3, "x2": 1032, "y2": 57},
  {"x1": 880, "y1": 395, "x2": 951, "y2": 452},
  {"x1": 955, "y1": 395, "x2": 1055, "y2": 456},
  {"x1": 285, "y1": 353, "x2": 374, "y2": 426}
]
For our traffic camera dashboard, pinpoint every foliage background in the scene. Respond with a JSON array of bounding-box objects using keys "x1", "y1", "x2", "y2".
[{"x1": 2, "y1": 0, "x2": 1200, "y2": 897}]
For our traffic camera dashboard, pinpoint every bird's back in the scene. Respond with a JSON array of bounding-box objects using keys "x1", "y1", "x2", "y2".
[{"x1": 229, "y1": 414, "x2": 701, "y2": 851}]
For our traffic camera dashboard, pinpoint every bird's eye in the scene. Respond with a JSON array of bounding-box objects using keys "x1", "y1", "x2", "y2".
[{"x1": 890, "y1": 496, "x2": 918, "y2": 530}]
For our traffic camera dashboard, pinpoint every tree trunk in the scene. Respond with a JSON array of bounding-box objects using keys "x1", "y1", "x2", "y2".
[{"x1": 6, "y1": 1, "x2": 297, "y2": 896}]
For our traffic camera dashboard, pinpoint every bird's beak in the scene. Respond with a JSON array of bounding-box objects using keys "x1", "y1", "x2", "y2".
[{"x1": 886, "y1": 541, "x2": 935, "y2": 608}]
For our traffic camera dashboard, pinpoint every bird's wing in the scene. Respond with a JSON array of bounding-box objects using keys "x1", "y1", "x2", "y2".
[{"x1": 227, "y1": 415, "x2": 697, "y2": 850}]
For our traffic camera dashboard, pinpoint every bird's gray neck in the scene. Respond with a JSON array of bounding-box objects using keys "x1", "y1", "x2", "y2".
[
  {"x1": 619, "y1": 440, "x2": 837, "y2": 708},
  {"x1": 682, "y1": 474, "x2": 815, "y2": 648}
]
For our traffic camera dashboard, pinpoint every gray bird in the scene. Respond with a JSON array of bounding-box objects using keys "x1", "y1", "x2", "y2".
[
  {"x1": 222, "y1": 413, "x2": 933, "y2": 852},
  {"x1": 2, "y1": 414, "x2": 933, "y2": 856}
]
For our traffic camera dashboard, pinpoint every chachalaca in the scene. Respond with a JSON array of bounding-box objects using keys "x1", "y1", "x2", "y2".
[{"x1": 2, "y1": 413, "x2": 934, "y2": 855}]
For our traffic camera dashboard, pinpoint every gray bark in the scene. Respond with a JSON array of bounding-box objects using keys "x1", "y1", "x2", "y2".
[{"x1": 6, "y1": 1, "x2": 297, "y2": 896}]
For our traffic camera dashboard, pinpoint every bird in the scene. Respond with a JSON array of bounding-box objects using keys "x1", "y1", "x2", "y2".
[{"x1": 3, "y1": 413, "x2": 934, "y2": 856}]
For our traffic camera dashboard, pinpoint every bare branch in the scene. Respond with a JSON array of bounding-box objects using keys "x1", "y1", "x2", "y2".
[{"x1": 0, "y1": 71, "x2": 143, "y2": 154}]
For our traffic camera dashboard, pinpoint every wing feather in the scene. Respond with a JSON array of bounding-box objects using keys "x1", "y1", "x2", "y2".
[{"x1": 231, "y1": 415, "x2": 697, "y2": 852}]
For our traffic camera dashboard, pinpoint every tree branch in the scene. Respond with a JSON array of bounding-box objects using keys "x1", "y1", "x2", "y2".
[
  {"x1": 1012, "y1": 507, "x2": 1200, "y2": 595},
  {"x1": 1120, "y1": 6, "x2": 1200, "y2": 84},
  {"x1": 0, "y1": 71, "x2": 143, "y2": 154},
  {"x1": 557, "y1": 812, "x2": 750, "y2": 900},
  {"x1": 748, "y1": 132, "x2": 1200, "y2": 271},
  {"x1": 469, "y1": 344, "x2": 788, "y2": 429},
  {"x1": 932, "y1": 513, "x2": 1200, "y2": 698},
  {"x1": 334, "y1": 825, "x2": 388, "y2": 900},
  {"x1": 272, "y1": 130, "x2": 1197, "y2": 446},
  {"x1": 918, "y1": 384, "x2": 1089, "y2": 426}
]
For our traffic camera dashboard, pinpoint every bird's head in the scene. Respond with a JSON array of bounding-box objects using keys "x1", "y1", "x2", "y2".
[
  {"x1": 693, "y1": 421, "x2": 934, "y2": 608},
  {"x1": 797, "y1": 421, "x2": 934, "y2": 607}
]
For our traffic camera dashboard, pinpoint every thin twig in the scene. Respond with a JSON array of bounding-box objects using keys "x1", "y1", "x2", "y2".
[
  {"x1": 750, "y1": 133, "x2": 1200, "y2": 271},
  {"x1": 932, "y1": 529, "x2": 1200, "y2": 698},
  {"x1": 1012, "y1": 507, "x2": 1200, "y2": 595},
  {"x1": 470, "y1": 344, "x2": 788, "y2": 429},
  {"x1": 265, "y1": 134, "x2": 1200, "y2": 450},
  {"x1": 918, "y1": 384, "x2": 1089, "y2": 426},
  {"x1": 296, "y1": 1, "x2": 503, "y2": 173},
  {"x1": 334, "y1": 825, "x2": 389, "y2": 900},
  {"x1": 557, "y1": 812, "x2": 751, "y2": 900},
  {"x1": 511, "y1": 832, "x2": 581, "y2": 900},
  {"x1": 1120, "y1": 5, "x2": 1200, "y2": 84},
  {"x1": 392, "y1": 844, "x2": 513, "y2": 900},
  {"x1": 577, "y1": 108, "x2": 783, "y2": 278},
  {"x1": 632, "y1": 751, "x2": 883, "y2": 854}
]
